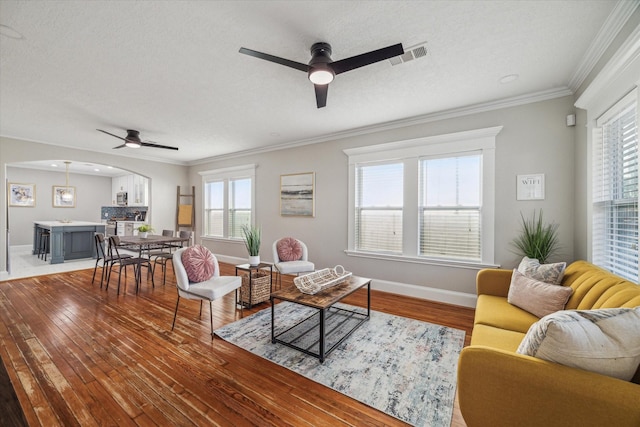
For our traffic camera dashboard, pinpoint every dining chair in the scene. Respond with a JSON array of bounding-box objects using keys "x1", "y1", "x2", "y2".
[
  {"x1": 92, "y1": 233, "x2": 132, "y2": 288},
  {"x1": 152, "y1": 230, "x2": 194, "y2": 285},
  {"x1": 149, "y1": 230, "x2": 177, "y2": 285},
  {"x1": 272, "y1": 237, "x2": 315, "y2": 288},
  {"x1": 171, "y1": 246, "x2": 242, "y2": 338},
  {"x1": 107, "y1": 235, "x2": 155, "y2": 295}
]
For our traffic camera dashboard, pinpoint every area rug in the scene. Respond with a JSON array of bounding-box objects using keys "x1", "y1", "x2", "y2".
[{"x1": 215, "y1": 302, "x2": 465, "y2": 427}]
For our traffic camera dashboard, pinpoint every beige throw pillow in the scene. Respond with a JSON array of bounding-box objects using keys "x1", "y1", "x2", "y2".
[
  {"x1": 517, "y1": 256, "x2": 566, "y2": 285},
  {"x1": 507, "y1": 269, "x2": 573, "y2": 318},
  {"x1": 517, "y1": 307, "x2": 640, "y2": 381}
]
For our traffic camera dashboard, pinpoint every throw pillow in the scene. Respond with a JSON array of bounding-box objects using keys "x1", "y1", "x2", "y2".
[
  {"x1": 517, "y1": 256, "x2": 566, "y2": 285},
  {"x1": 181, "y1": 245, "x2": 215, "y2": 283},
  {"x1": 276, "y1": 237, "x2": 303, "y2": 262},
  {"x1": 507, "y1": 269, "x2": 573, "y2": 318},
  {"x1": 517, "y1": 307, "x2": 640, "y2": 381}
]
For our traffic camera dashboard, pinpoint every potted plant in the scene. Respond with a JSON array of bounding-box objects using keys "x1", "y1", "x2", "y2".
[
  {"x1": 136, "y1": 224, "x2": 154, "y2": 238},
  {"x1": 241, "y1": 224, "x2": 261, "y2": 265},
  {"x1": 511, "y1": 209, "x2": 560, "y2": 264}
]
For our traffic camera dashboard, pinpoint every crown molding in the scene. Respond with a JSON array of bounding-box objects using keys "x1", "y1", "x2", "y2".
[
  {"x1": 575, "y1": 22, "x2": 640, "y2": 112},
  {"x1": 188, "y1": 87, "x2": 572, "y2": 166},
  {"x1": 568, "y1": 0, "x2": 639, "y2": 92}
]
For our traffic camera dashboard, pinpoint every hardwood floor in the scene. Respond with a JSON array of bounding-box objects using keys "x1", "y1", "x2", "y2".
[{"x1": 0, "y1": 262, "x2": 474, "y2": 426}]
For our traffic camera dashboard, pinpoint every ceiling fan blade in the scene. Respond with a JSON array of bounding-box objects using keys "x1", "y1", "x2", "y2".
[
  {"x1": 239, "y1": 47, "x2": 309, "y2": 72},
  {"x1": 314, "y1": 84, "x2": 328, "y2": 109},
  {"x1": 112, "y1": 143, "x2": 127, "y2": 149},
  {"x1": 140, "y1": 141, "x2": 179, "y2": 151},
  {"x1": 97, "y1": 129, "x2": 127, "y2": 141},
  {"x1": 331, "y1": 43, "x2": 404, "y2": 75}
]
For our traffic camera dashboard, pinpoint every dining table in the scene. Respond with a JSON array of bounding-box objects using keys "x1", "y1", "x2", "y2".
[{"x1": 116, "y1": 234, "x2": 191, "y2": 258}]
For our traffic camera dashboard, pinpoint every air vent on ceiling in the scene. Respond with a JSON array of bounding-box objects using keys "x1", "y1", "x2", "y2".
[{"x1": 390, "y1": 43, "x2": 427, "y2": 66}]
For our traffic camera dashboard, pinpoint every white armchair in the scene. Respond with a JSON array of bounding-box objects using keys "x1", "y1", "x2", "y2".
[
  {"x1": 171, "y1": 247, "x2": 242, "y2": 338},
  {"x1": 272, "y1": 237, "x2": 315, "y2": 288}
]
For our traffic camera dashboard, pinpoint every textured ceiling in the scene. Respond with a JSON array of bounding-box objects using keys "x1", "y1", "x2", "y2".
[{"x1": 0, "y1": 0, "x2": 630, "y2": 168}]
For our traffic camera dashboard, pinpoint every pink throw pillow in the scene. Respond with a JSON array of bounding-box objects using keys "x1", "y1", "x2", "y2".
[
  {"x1": 277, "y1": 237, "x2": 303, "y2": 262},
  {"x1": 181, "y1": 245, "x2": 215, "y2": 282}
]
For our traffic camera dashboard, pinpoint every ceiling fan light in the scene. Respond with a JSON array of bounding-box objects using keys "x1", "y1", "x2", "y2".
[
  {"x1": 125, "y1": 140, "x2": 141, "y2": 148},
  {"x1": 309, "y1": 68, "x2": 334, "y2": 85}
]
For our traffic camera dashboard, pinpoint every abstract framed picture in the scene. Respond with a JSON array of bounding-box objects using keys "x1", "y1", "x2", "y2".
[
  {"x1": 53, "y1": 186, "x2": 76, "y2": 208},
  {"x1": 280, "y1": 172, "x2": 315, "y2": 217},
  {"x1": 8, "y1": 182, "x2": 36, "y2": 207}
]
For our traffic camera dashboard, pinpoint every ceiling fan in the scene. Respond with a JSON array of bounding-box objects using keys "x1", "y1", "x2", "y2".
[
  {"x1": 239, "y1": 42, "x2": 404, "y2": 108},
  {"x1": 97, "y1": 129, "x2": 178, "y2": 151}
]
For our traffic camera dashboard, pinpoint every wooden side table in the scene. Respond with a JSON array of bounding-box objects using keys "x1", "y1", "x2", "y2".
[{"x1": 235, "y1": 262, "x2": 273, "y2": 308}]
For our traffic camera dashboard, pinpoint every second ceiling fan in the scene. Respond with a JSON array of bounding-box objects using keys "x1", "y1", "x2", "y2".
[{"x1": 239, "y1": 42, "x2": 404, "y2": 108}]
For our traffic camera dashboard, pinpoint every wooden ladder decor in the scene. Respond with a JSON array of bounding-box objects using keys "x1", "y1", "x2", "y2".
[{"x1": 176, "y1": 186, "x2": 195, "y2": 229}]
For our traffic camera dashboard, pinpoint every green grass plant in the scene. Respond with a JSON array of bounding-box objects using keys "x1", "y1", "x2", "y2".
[
  {"x1": 241, "y1": 224, "x2": 261, "y2": 256},
  {"x1": 511, "y1": 209, "x2": 560, "y2": 264}
]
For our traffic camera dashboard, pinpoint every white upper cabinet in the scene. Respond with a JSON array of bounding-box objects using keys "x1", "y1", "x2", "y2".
[{"x1": 112, "y1": 174, "x2": 148, "y2": 206}]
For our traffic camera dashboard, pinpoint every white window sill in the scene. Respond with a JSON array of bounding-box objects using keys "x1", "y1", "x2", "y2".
[
  {"x1": 344, "y1": 250, "x2": 500, "y2": 270},
  {"x1": 201, "y1": 236, "x2": 245, "y2": 245}
]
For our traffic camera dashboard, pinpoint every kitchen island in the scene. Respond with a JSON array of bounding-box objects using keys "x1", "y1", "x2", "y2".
[{"x1": 33, "y1": 221, "x2": 106, "y2": 264}]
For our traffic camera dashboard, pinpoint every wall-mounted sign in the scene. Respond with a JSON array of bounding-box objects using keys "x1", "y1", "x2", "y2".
[{"x1": 516, "y1": 174, "x2": 545, "y2": 200}]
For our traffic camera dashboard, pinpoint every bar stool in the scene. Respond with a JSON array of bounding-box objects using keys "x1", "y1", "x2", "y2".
[{"x1": 38, "y1": 230, "x2": 50, "y2": 261}]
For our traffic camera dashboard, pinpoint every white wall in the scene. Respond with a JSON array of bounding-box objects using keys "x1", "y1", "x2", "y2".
[
  {"x1": 7, "y1": 166, "x2": 111, "y2": 245},
  {"x1": 190, "y1": 95, "x2": 577, "y2": 303},
  {"x1": 0, "y1": 136, "x2": 190, "y2": 272}
]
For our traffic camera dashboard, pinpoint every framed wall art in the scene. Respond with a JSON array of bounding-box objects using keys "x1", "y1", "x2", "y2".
[
  {"x1": 516, "y1": 174, "x2": 545, "y2": 200},
  {"x1": 8, "y1": 182, "x2": 36, "y2": 207},
  {"x1": 280, "y1": 172, "x2": 315, "y2": 217},
  {"x1": 53, "y1": 186, "x2": 76, "y2": 208}
]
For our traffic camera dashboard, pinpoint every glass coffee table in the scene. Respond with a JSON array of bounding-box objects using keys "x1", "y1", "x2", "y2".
[{"x1": 270, "y1": 275, "x2": 371, "y2": 362}]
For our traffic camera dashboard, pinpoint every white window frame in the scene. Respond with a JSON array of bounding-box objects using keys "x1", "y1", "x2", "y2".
[
  {"x1": 199, "y1": 164, "x2": 256, "y2": 242},
  {"x1": 344, "y1": 126, "x2": 501, "y2": 269}
]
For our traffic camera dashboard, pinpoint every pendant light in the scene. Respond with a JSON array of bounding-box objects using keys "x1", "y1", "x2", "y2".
[{"x1": 61, "y1": 161, "x2": 73, "y2": 201}]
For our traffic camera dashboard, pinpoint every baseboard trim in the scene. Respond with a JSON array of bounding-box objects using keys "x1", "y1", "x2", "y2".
[
  {"x1": 214, "y1": 254, "x2": 477, "y2": 308},
  {"x1": 370, "y1": 279, "x2": 477, "y2": 308}
]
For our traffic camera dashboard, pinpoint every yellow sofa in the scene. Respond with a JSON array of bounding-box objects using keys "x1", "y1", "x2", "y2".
[{"x1": 457, "y1": 260, "x2": 640, "y2": 427}]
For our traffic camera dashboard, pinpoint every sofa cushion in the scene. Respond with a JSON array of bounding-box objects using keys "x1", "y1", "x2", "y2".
[
  {"x1": 470, "y1": 323, "x2": 526, "y2": 352},
  {"x1": 518, "y1": 256, "x2": 566, "y2": 285},
  {"x1": 475, "y1": 294, "x2": 539, "y2": 334},
  {"x1": 508, "y1": 269, "x2": 573, "y2": 318},
  {"x1": 276, "y1": 237, "x2": 303, "y2": 262},
  {"x1": 517, "y1": 307, "x2": 640, "y2": 381},
  {"x1": 181, "y1": 245, "x2": 215, "y2": 283}
]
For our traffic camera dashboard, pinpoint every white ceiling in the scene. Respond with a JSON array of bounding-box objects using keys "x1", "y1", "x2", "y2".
[{"x1": 0, "y1": 1, "x2": 635, "y2": 171}]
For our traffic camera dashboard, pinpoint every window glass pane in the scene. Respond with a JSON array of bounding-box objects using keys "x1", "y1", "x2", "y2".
[
  {"x1": 423, "y1": 155, "x2": 480, "y2": 207},
  {"x1": 355, "y1": 162, "x2": 403, "y2": 253},
  {"x1": 357, "y1": 163, "x2": 403, "y2": 207}
]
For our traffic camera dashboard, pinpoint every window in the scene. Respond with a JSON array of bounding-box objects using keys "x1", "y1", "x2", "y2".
[
  {"x1": 200, "y1": 164, "x2": 256, "y2": 239},
  {"x1": 355, "y1": 162, "x2": 403, "y2": 253},
  {"x1": 593, "y1": 90, "x2": 638, "y2": 282},
  {"x1": 419, "y1": 153, "x2": 481, "y2": 261},
  {"x1": 345, "y1": 126, "x2": 501, "y2": 267}
]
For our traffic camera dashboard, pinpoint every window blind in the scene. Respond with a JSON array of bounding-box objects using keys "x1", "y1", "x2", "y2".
[
  {"x1": 355, "y1": 162, "x2": 403, "y2": 253},
  {"x1": 419, "y1": 154, "x2": 481, "y2": 261},
  {"x1": 593, "y1": 94, "x2": 638, "y2": 282}
]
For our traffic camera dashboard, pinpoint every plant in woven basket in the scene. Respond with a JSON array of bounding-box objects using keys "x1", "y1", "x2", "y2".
[
  {"x1": 241, "y1": 224, "x2": 261, "y2": 256},
  {"x1": 511, "y1": 209, "x2": 560, "y2": 264}
]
